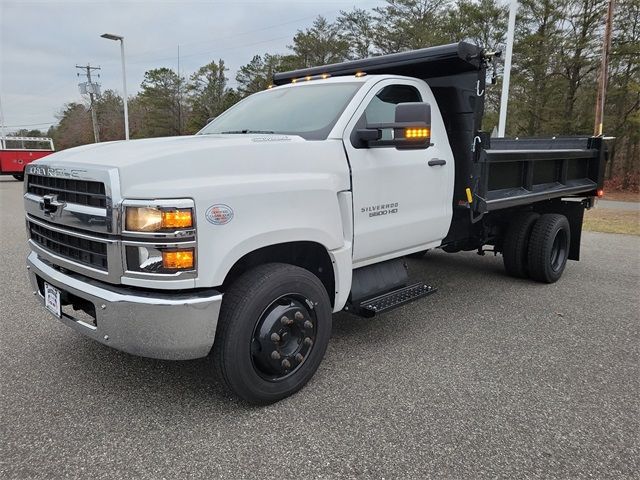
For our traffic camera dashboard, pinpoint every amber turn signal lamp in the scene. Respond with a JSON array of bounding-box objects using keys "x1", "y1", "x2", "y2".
[
  {"x1": 162, "y1": 249, "x2": 194, "y2": 270},
  {"x1": 161, "y1": 209, "x2": 193, "y2": 229},
  {"x1": 597, "y1": 189, "x2": 604, "y2": 198},
  {"x1": 405, "y1": 127, "x2": 431, "y2": 139}
]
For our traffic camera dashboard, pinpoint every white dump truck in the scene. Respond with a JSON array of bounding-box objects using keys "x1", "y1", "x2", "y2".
[{"x1": 24, "y1": 42, "x2": 606, "y2": 403}]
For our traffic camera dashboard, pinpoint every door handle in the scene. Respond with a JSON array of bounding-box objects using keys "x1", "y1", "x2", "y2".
[{"x1": 428, "y1": 159, "x2": 447, "y2": 166}]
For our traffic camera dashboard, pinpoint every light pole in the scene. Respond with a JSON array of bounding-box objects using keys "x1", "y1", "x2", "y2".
[
  {"x1": 498, "y1": 0, "x2": 518, "y2": 137},
  {"x1": 101, "y1": 33, "x2": 130, "y2": 140}
]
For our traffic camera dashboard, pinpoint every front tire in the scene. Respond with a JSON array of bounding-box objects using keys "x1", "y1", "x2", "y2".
[
  {"x1": 527, "y1": 214, "x2": 571, "y2": 283},
  {"x1": 212, "y1": 263, "x2": 332, "y2": 404}
]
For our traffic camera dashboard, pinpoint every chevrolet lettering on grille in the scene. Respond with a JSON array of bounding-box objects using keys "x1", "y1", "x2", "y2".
[{"x1": 26, "y1": 165, "x2": 87, "y2": 179}]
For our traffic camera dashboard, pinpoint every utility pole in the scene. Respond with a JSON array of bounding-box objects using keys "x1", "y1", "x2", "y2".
[
  {"x1": 0, "y1": 95, "x2": 6, "y2": 142},
  {"x1": 76, "y1": 64, "x2": 102, "y2": 143},
  {"x1": 594, "y1": 0, "x2": 615, "y2": 137}
]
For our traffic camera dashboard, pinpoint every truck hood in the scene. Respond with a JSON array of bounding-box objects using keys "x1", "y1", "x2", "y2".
[{"x1": 31, "y1": 134, "x2": 349, "y2": 198}]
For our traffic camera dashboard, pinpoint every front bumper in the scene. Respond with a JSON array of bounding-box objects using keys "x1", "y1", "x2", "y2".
[{"x1": 26, "y1": 252, "x2": 223, "y2": 360}]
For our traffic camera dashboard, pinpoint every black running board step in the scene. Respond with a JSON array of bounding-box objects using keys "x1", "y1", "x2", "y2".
[{"x1": 352, "y1": 282, "x2": 437, "y2": 318}]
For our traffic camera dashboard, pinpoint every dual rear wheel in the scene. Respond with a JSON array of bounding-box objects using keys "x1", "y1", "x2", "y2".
[{"x1": 503, "y1": 212, "x2": 571, "y2": 283}]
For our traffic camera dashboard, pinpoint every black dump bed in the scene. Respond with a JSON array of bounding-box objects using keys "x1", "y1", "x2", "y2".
[
  {"x1": 477, "y1": 136, "x2": 605, "y2": 213},
  {"x1": 274, "y1": 42, "x2": 606, "y2": 214}
]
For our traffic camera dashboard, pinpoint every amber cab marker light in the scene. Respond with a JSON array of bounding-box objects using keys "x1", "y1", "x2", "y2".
[
  {"x1": 161, "y1": 209, "x2": 193, "y2": 229},
  {"x1": 162, "y1": 250, "x2": 194, "y2": 270},
  {"x1": 597, "y1": 189, "x2": 604, "y2": 198}
]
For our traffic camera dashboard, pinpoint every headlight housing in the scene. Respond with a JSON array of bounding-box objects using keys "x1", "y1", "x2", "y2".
[
  {"x1": 125, "y1": 206, "x2": 193, "y2": 232},
  {"x1": 122, "y1": 199, "x2": 197, "y2": 278}
]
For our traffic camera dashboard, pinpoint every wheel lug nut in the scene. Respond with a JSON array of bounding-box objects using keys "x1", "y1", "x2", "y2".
[
  {"x1": 280, "y1": 316, "x2": 293, "y2": 326},
  {"x1": 295, "y1": 311, "x2": 304, "y2": 321},
  {"x1": 270, "y1": 351, "x2": 281, "y2": 360},
  {"x1": 295, "y1": 353, "x2": 304, "y2": 363},
  {"x1": 303, "y1": 320, "x2": 313, "y2": 330},
  {"x1": 304, "y1": 337, "x2": 313, "y2": 346},
  {"x1": 281, "y1": 359, "x2": 291, "y2": 369},
  {"x1": 270, "y1": 333, "x2": 280, "y2": 343}
]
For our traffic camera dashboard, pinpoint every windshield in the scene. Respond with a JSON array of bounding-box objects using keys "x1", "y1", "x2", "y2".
[{"x1": 198, "y1": 82, "x2": 362, "y2": 140}]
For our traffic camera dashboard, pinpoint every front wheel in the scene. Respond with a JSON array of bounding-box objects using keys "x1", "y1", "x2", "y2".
[{"x1": 212, "y1": 263, "x2": 332, "y2": 404}]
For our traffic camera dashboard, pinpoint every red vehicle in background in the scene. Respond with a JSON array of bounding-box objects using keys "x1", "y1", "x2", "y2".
[{"x1": 1, "y1": 136, "x2": 55, "y2": 181}]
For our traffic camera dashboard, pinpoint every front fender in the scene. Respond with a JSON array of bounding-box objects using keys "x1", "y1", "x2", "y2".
[{"x1": 195, "y1": 182, "x2": 348, "y2": 290}]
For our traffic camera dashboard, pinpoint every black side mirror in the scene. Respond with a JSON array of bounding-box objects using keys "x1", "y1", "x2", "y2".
[{"x1": 356, "y1": 102, "x2": 432, "y2": 149}]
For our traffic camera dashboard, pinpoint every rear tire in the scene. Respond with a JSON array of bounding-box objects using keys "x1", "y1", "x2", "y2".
[
  {"x1": 527, "y1": 214, "x2": 571, "y2": 283},
  {"x1": 503, "y1": 212, "x2": 539, "y2": 278},
  {"x1": 13, "y1": 174, "x2": 24, "y2": 181},
  {"x1": 212, "y1": 263, "x2": 332, "y2": 404}
]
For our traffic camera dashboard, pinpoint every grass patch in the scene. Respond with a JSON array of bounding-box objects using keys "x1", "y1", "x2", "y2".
[{"x1": 584, "y1": 208, "x2": 640, "y2": 235}]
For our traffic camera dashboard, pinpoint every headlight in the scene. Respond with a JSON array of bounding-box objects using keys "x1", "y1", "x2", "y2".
[{"x1": 125, "y1": 207, "x2": 193, "y2": 232}]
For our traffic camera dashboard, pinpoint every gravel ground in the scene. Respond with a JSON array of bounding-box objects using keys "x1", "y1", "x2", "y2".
[{"x1": 1, "y1": 177, "x2": 639, "y2": 479}]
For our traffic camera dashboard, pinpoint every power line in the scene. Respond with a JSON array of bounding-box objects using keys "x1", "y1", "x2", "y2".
[
  {"x1": 123, "y1": 11, "x2": 332, "y2": 62},
  {"x1": 3, "y1": 121, "x2": 56, "y2": 127},
  {"x1": 129, "y1": 33, "x2": 295, "y2": 66}
]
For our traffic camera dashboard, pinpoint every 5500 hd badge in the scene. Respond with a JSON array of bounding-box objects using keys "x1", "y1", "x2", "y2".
[{"x1": 361, "y1": 202, "x2": 399, "y2": 217}]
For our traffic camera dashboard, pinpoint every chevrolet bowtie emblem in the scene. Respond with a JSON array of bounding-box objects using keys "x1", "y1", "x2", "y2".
[{"x1": 40, "y1": 194, "x2": 66, "y2": 216}]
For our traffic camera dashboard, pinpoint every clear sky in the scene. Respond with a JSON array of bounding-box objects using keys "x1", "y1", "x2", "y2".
[{"x1": 0, "y1": 0, "x2": 385, "y2": 133}]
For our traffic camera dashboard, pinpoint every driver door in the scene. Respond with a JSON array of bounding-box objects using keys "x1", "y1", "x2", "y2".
[{"x1": 343, "y1": 79, "x2": 454, "y2": 265}]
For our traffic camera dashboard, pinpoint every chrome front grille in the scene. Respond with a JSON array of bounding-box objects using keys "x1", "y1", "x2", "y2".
[
  {"x1": 29, "y1": 220, "x2": 108, "y2": 271},
  {"x1": 24, "y1": 165, "x2": 122, "y2": 282},
  {"x1": 27, "y1": 174, "x2": 107, "y2": 208}
]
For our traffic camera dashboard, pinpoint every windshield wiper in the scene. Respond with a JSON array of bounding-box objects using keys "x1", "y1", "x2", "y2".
[{"x1": 219, "y1": 129, "x2": 275, "y2": 134}]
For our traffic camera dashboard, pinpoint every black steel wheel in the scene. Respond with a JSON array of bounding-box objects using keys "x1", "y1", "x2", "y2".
[
  {"x1": 527, "y1": 214, "x2": 571, "y2": 283},
  {"x1": 251, "y1": 294, "x2": 318, "y2": 381},
  {"x1": 502, "y1": 211, "x2": 540, "y2": 278},
  {"x1": 212, "y1": 263, "x2": 331, "y2": 404}
]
